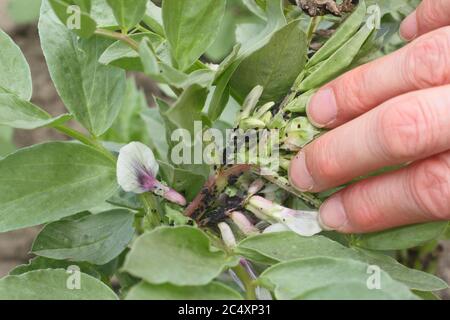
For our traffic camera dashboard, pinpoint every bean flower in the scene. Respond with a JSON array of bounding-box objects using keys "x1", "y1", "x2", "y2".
[
  {"x1": 246, "y1": 196, "x2": 322, "y2": 236},
  {"x1": 117, "y1": 142, "x2": 187, "y2": 206}
]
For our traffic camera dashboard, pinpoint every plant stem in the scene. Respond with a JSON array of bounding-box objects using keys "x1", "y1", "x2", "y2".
[
  {"x1": 54, "y1": 124, "x2": 116, "y2": 162},
  {"x1": 306, "y1": 16, "x2": 322, "y2": 44},
  {"x1": 232, "y1": 264, "x2": 257, "y2": 300},
  {"x1": 140, "y1": 193, "x2": 162, "y2": 229},
  {"x1": 94, "y1": 28, "x2": 139, "y2": 51}
]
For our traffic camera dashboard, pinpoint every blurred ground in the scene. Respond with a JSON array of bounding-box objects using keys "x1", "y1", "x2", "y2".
[{"x1": 0, "y1": 0, "x2": 449, "y2": 299}]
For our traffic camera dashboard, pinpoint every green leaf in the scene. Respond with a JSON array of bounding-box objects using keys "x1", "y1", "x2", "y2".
[
  {"x1": 10, "y1": 256, "x2": 102, "y2": 279},
  {"x1": 236, "y1": 232, "x2": 360, "y2": 263},
  {"x1": 32, "y1": 209, "x2": 135, "y2": 265},
  {"x1": 99, "y1": 32, "x2": 163, "y2": 72},
  {"x1": 162, "y1": 84, "x2": 209, "y2": 137},
  {"x1": 0, "y1": 93, "x2": 71, "y2": 130},
  {"x1": 299, "y1": 24, "x2": 375, "y2": 92},
  {"x1": 0, "y1": 270, "x2": 117, "y2": 300},
  {"x1": 0, "y1": 126, "x2": 16, "y2": 157},
  {"x1": 0, "y1": 28, "x2": 32, "y2": 101},
  {"x1": 106, "y1": 0, "x2": 148, "y2": 31},
  {"x1": 39, "y1": 1, "x2": 127, "y2": 136},
  {"x1": 140, "y1": 106, "x2": 169, "y2": 162},
  {"x1": 102, "y1": 78, "x2": 149, "y2": 144},
  {"x1": 230, "y1": 20, "x2": 308, "y2": 104},
  {"x1": 158, "y1": 161, "x2": 206, "y2": 201},
  {"x1": 237, "y1": 232, "x2": 447, "y2": 291},
  {"x1": 356, "y1": 222, "x2": 449, "y2": 250},
  {"x1": 162, "y1": 0, "x2": 227, "y2": 71},
  {"x1": 123, "y1": 226, "x2": 239, "y2": 286},
  {"x1": 306, "y1": 1, "x2": 367, "y2": 67},
  {"x1": 0, "y1": 142, "x2": 117, "y2": 233},
  {"x1": 91, "y1": 0, "x2": 117, "y2": 27},
  {"x1": 143, "y1": 1, "x2": 164, "y2": 36},
  {"x1": 354, "y1": 248, "x2": 448, "y2": 291},
  {"x1": 237, "y1": 0, "x2": 286, "y2": 58},
  {"x1": 48, "y1": 0, "x2": 97, "y2": 38},
  {"x1": 259, "y1": 257, "x2": 417, "y2": 300},
  {"x1": 139, "y1": 38, "x2": 160, "y2": 75},
  {"x1": 206, "y1": 0, "x2": 286, "y2": 121},
  {"x1": 126, "y1": 281, "x2": 243, "y2": 300}
]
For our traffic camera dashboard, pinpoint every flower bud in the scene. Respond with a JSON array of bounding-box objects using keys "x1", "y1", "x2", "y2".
[
  {"x1": 239, "y1": 117, "x2": 266, "y2": 130},
  {"x1": 230, "y1": 211, "x2": 259, "y2": 236},
  {"x1": 254, "y1": 102, "x2": 275, "y2": 118},
  {"x1": 218, "y1": 222, "x2": 237, "y2": 248},
  {"x1": 239, "y1": 85, "x2": 264, "y2": 121},
  {"x1": 248, "y1": 179, "x2": 265, "y2": 195},
  {"x1": 284, "y1": 90, "x2": 316, "y2": 113},
  {"x1": 246, "y1": 196, "x2": 322, "y2": 237}
]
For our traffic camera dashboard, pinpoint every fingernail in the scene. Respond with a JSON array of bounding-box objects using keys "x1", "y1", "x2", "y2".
[
  {"x1": 318, "y1": 195, "x2": 348, "y2": 231},
  {"x1": 400, "y1": 11, "x2": 418, "y2": 41},
  {"x1": 307, "y1": 87, "x2": 338, "y2": 127},
  {"x1": 289, "y1": 152, "x2": 315, "y2": 192}
]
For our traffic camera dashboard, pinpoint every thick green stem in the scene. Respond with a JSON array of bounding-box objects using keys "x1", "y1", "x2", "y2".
[
  {"x1": 54, "y1": 124, "x2": 116, "y2": 163},
  {"x1": 140, "y1": 193, "x2": 162, "y2": 229},
  {"x1": 306, "y1": 16, "x2": 322, "y2": 44},
  {"x1": 232, "y1": 264, "x2": 257, "y2": 300},
  {"x1": 94, "y1": 28, "x2": 139, "y2": 51}
]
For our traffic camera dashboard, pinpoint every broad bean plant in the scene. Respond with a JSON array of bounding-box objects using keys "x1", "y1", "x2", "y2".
[{"x1": 0, "y1": 0, "x2": 448, "y2": 300}]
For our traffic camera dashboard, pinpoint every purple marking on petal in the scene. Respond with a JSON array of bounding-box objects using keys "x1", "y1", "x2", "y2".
[{"x1": 136, "y1": 169, "x2": 187, "y2": 206}]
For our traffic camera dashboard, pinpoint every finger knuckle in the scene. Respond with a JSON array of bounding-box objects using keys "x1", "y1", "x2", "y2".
[
  {"x1": 407, "y1": 155, "x2": 450, "y2": 219},
  {"x1": 377, "y1": 100, "x2": 438, "y2": 161},
  {"x1": 310, "y1": 137, "x2": 341, "y2": 180},
  {"x1": 335, "y1": 68, "x2": 371, "y2": 115},
  {"x1": 342, "y1": 184, "x2": 382, "y2": 231},
  {"x1": 404, "y1": 28, "x2": 450, "y2": 88},
  {"x1": 417, "y1": 0, "x2": 442, "y2": 29}
]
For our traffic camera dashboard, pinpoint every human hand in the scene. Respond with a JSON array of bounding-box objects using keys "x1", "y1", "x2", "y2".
[{"x1": 289, "y1": 0, "x2": 450, "y2": 233}]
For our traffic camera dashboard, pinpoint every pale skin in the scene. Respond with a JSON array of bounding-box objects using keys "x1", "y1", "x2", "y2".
[{"x1": 289, "y1": 0, "x2": 450, "y2": 233}]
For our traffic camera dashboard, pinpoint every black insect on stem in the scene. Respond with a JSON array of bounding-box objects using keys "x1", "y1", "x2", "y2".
[{"x1": 290, "y1": 0, "x2": 359, "y2": 17}]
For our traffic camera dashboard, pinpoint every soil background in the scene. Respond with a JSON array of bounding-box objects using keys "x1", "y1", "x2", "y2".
[{"x1": 0, "y1": 0, "x2": 450, "y2": 299}]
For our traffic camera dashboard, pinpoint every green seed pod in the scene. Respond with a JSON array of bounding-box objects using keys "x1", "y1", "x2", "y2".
[
  {"x1": 240, "y1": 117, "x2": 266, "y2": 130},
  {"x1": 260, "y1": 111, "x2": 273, "y2": 125},
  {"x1": 284, "y1": 89, "x2": 316, "y2": 113},
  {"x1": 306, "y1": 1, "x2": 367, "y2": 68},
  {"x1": 254, "y1": 101, "x2": 276, "y2": 119},
  {"x1": 239, "y1": 85, "x2": 264, "y2": 121}
]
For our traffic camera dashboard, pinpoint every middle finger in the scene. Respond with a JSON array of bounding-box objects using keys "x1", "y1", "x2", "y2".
[{"x1": 290, "y1": 85, "x2": 450, "y2": 192}]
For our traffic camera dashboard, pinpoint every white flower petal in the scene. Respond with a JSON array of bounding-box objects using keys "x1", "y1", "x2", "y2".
[
  {"x1": 263, "y1": 223, "x2": 290, "y2": 234},
  {"x1": 278, "y1": 209, "x2": 322, "y2": 237},
  {"x1": 218, "y1": 222, "x2": 237, "y2": 248},
  {"x1": 117, "y1": 142, "x2": 159, "y2": 194}
]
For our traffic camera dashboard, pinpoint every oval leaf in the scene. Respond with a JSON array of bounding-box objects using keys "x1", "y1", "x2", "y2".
[
  {"x1": 32, "y1": 210, "x2": 135, "y2": 265},
  {"x1": 106, "y1": 0, "x2": 148, "y2": 31},
  {"x1": 126, "y1": 281, "x2": 243, "y2": 300},
  {"x1": 230, "y1": 20, "x2": 308, "y2": 104},
  {"x1": 123, "y1": 226, "x2": 239, "y2": 286},
  {"x1": 162, "y1": 0, "x2": 226, "y2": 71},
  {"x1": 356, "y1": 222, "x2": 448, "y2": 251},
  {"x1": 48, "y1": 0, "x2": 97, "y2": 38},
  {"x1": 0, "y1": 28, "x2": 32, "y2": 101},
  {"x1": 0, "y1": 142, "x2": 117, "y2": 233},
  {"x1": 0, "y1": 269, "x2": 117, "y2": 300},
  {"x1": 39, "y1": 1, "x2": 126, "y2": 136},
  {"x1": 259, "y1": 257, "x2": 417, "y2": 300},
  {"x1": 237, "y1": 232, "x2": 447, "y2": 292},
  {"x1": 0, "y1": 93, "x2": 71, "y2": 130}
]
